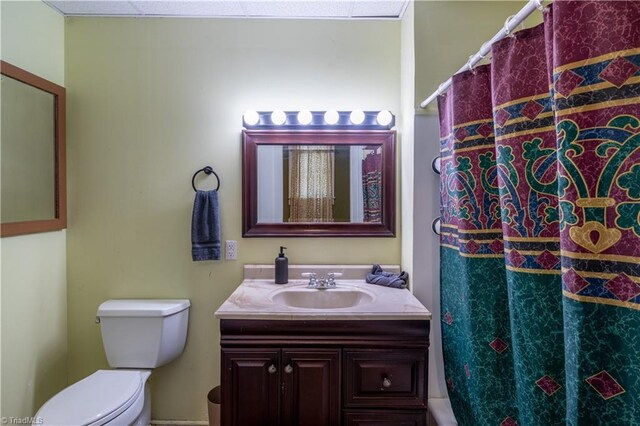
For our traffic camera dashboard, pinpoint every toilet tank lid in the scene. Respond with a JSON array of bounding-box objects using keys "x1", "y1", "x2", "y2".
[{"x1": 98, "y1": 299, "x2": 190, "y2": 317}]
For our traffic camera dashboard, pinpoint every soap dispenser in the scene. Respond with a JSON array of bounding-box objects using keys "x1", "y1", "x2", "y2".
[{"x1": 275, "y1": 246, "x2": 288, "y2": 284}]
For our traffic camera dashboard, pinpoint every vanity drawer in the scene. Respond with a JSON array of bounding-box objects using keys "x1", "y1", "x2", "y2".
[
  {"x1": 343, "y1": 349, "x2": 427, "y2": 408},
  {"x1": 343, "y1": 410, "x2": 427, "y2": 426}
]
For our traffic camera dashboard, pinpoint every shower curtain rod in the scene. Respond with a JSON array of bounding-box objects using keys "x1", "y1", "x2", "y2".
[{"x1": 419, "y1": 0, "x2": 545, "y2": 109}]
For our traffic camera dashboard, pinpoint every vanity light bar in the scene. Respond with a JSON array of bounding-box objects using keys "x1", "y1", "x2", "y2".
[{"x1": 242, "y1": 110, "x2": 395, "y2": 130}]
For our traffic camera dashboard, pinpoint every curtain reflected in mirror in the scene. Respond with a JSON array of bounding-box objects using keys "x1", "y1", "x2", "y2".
[
  {"x1": 289, "y1": 145, "x2": 335, "y2": 222},
  {"x1": 257, "y1": 145, "x2": 384, "y2": 224},
  {"x1": 362, "y1": 148, "x2": 382, "y2": 223}
]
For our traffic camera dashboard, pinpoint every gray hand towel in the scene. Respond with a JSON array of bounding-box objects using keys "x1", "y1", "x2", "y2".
[
  {"x1": 366, "y1": 264, "x2": 408, "y2": 289},
  {"x1": 191, "y1": 190, "x2": 221, "y2": 261}
]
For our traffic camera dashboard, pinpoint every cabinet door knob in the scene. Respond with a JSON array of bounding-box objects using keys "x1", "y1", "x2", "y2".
[
  {"x1": 382, "y1": 377, "x2": 392, "y2": 388},
  {"x1": 268, "y1": 364, "x2": 277, "y2": 374},
  {"x1": 284, "y1": 364, "x2": 293, "y2": 374}
]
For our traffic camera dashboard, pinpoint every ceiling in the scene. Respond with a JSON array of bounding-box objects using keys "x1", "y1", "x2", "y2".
[{"x1": 44, "y1": 0, "x2": 410, "y2": 19}]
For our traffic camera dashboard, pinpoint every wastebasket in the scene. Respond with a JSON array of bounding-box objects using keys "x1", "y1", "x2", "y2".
[{"x1": 207, "y1": 386, "x2": 221, "y2": 426}]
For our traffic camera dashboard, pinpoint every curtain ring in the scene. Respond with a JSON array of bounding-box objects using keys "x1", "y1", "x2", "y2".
[
  {"x1": 437, "y1": 82, "x2": 448, "y2": 97},
  {"x1": 467, "y1": 55, "x2": 478, "y2": 74},
  {"x1": 504, "y1": 15, "x2": 516, "y2": 37},
  {"x1": 533, "y1": 0, "x2": 545, "y2": 11}
]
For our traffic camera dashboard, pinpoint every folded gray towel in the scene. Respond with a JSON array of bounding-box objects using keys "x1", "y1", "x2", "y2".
[
  {"x1": 191, "y1": 190, "x2": 221, "y2": 261},
  {"x1": 366, "y1": 264, "x2": 408, "y2": 289}
]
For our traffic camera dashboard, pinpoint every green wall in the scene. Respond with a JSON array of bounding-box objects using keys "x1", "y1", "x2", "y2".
[
  {"x1": 65, "y1": 16, "x2": 401, "y2": 421},
  {"x1": 0, "y1": 1, "x2": 551, "y2": 421},
  {"x1": 0, "y1": 0, "x2": 68, "y2": 418}
]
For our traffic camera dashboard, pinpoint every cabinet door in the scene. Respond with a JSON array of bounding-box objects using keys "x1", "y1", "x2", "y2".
[
  {"x1": 281, "y1": 349, "x2": 341, "y2": 426},
  {"x1": 221, "y1": 348, "x2": 280, "y2": 426}
]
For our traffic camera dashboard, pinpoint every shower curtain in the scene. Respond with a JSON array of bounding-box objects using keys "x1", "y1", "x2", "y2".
[{"x1": 438, "y1": 1, "x2": 640, "y2": 425}]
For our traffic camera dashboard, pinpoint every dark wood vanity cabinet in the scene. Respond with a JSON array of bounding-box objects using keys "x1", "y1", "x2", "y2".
[{"x1": 220, "y1": 319, "x2": 429, "y2": 426}]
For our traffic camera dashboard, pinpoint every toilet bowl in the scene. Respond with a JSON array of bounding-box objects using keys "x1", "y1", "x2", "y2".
[
  {"x1": 35, "y1": 370, "x2": 151, "y2": 426},
  {"x1": 34, "y1": 299, "x2": 190, "y2": 426}
]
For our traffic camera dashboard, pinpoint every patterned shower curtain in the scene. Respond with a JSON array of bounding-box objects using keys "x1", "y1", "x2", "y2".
[{"x1": 438, "y1": 1, "x2": 640, "y2": 425}]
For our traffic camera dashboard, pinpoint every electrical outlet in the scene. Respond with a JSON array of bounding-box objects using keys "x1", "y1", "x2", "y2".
[{"x1": 225, "y1": 240, "x2": 238, "y2": 260}]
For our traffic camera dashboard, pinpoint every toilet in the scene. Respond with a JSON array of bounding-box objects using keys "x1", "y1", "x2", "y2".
[{"x1": 35, "y1": 299, "x2": 190, "y2": 426}]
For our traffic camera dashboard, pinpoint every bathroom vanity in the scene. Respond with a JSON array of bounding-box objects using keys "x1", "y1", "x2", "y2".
[{"x1": 215, "y1": 265, "x2": 432, "y2": 426}]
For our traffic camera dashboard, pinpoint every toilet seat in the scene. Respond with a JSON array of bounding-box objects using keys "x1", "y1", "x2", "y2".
[{"x1": 35, "y1": 370, "x2": 149, "y2": 426}]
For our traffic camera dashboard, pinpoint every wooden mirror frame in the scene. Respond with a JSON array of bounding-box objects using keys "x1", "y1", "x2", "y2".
[
  {"x1": 243, "y1": 129, "x2": 396, "y2": 237},
  {"x1": 0, "y1": 61, "x2": 66, "y2": 237}
]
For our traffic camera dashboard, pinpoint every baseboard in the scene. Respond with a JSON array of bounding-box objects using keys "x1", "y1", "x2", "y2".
[{"x1": 150, "y1": 420, "x2": 209, "y2": 426}]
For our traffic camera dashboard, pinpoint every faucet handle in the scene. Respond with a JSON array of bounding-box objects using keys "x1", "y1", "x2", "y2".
[
  {"x1": 326, "y1": 272, "x2": 343, "y2": 287},
  {"x1": 302, "y1": 272, "x2": 318, "y2": 288}
]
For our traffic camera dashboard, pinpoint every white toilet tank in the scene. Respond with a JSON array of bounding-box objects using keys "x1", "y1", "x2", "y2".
[{"x1": 97, "y1": 299, "x2": 190, "y2": 368}]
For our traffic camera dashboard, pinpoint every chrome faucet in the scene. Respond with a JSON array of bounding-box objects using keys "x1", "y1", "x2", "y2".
[{"x1": 302, "y1": 272, "x2": 343, "y2": 290}]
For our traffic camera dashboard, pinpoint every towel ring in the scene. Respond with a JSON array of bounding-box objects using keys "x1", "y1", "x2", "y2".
[{"x1": 192, "y1": 166, "x2": 220, "y2": 192}]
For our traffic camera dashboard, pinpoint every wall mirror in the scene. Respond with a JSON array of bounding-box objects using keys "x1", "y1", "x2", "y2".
[
  {"x1": 243, "y1": 130, "x2": 395, "y2": 237},
  {"x1": 1, "y1": 61, "x2": 66, "y2": 237}
]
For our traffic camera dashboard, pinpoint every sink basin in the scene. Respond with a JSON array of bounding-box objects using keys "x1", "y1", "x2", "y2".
[{"x1": 271, "y1": 287, "x2": 374, "y2": 310}]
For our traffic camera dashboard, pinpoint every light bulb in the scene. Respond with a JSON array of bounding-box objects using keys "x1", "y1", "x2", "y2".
[
  {"x1": 376, "y1": 110, "x2": 393, "y2": 126},
  {"x1": 324, "y1": 110, "x2": 339, "y2": 125},
  {"x1": 350, "y1": 110, "x2": 365, "y2": 125},
  {"x1": 243, "y1": 110, "x2": 259, "y2": 126},
  {"x1": 297, "y1": 110, "x2": 313, "y2": 125},
  {"x1": 271, "y1": 110, "x2": 286, "y2": 125}
]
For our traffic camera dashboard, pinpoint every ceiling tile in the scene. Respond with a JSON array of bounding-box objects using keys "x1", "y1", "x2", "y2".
[
  {"x1": 241, "y1": 1, "x2": 352, "y2": 18},
  {"x1": 131, "y1": 1, "x2": 245, "y2": 17},
  {"x1": 45, "y1": 1, "x2": 140, "y2": 15},
  {"x1": 350, "y1": 0, "x2": 406, "y2": 17}
]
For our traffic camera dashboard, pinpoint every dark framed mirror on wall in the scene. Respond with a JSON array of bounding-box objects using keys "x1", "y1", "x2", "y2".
[
  {"x1": 1, "y1": 60, "x2": 66, "y2": 237},
  {"x1": 242, "y1": 130, "x2": 396, "y2": 237}
]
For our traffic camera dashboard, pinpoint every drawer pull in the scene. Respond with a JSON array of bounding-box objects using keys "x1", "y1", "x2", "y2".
[
  {"x1": 268, "y1": 364, "x2": 277, "y2": 374},
  {"x1": 284, "y1": 364, "x2": 293, "y2": 374},
  {"x1": 382, "y1": 377, "x2": 392, "y2": 388}
]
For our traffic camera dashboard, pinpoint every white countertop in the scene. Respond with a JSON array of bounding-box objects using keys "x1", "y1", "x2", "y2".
[{"x1": 214, "y1": 265, "x2": 432, "y2": 321}]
